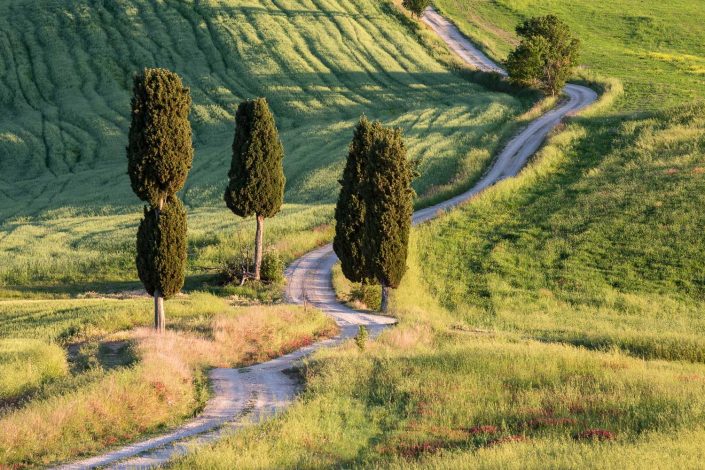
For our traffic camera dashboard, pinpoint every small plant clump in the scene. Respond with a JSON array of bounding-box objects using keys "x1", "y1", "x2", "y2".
[
  {"x1": 350, "y1": 283, "x2": 382, "y2": 310},
  {"x1": 574, "y1": 429, "x2": 616, "y2": 441},
  {"x1": 221, "y1": 250, "x2": 284, "y2": 286},
  {"x1": 355, "y1": 325, "x2": 369, "y2": 351}
]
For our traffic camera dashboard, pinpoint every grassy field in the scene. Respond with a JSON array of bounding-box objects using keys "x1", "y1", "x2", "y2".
[
  {"x1": 170, "y1": 2, "x2": 705, "y2": 468},
  {"x1": 0, "y1": 294, "x2": 336, "y2": 466},
  {"x1": 0, "y1": 0, "x2": 531, "y2": 294},
  {"x1": 434, "y1": 0, "x2": 705, "y2": 111}
]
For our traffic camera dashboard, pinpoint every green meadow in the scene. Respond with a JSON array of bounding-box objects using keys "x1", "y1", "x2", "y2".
[
  {"x1": 0, "y1": 0, "x2": 528, "y2": 294},
  {"x1": 2, "y1": 0, "x2": 705, "y2": 467},
  {"x1": 434, "y1": 0, "x2": 705, "y2": 111},
  {"x1": 170, "y1": 1, "x2": 705, "y2": 468}
]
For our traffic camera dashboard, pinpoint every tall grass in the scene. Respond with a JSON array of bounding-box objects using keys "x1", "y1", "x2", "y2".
[{"x1": 0, "y1": 297, "x2": 336, "y2": 466}]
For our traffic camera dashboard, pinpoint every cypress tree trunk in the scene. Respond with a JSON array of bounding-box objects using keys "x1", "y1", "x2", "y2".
[
  {"x1": 154, "y1": 196, "x2": 165, "y2": 333},
  {"x1": 254, "y1": 214, "x2": 264, "y2": 280},
  {"x1": 154, "y1": 289, "x2": 165, "y2": 333},
  {"x1": 380, "y1": 285, "x2": 391, "y2": 313}
]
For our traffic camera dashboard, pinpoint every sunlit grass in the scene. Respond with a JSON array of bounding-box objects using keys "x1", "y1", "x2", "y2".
[
  {"x1": 0, "y1": 0, "x2": 528, "y2": 293},
  {"x1": 0, "y1": 295, "x2": 336, "y2": 466}
]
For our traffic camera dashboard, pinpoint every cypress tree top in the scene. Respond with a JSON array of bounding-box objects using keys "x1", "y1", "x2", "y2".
[
  {"x1": 127, "y1": 68, "x2": 193, "y2": 207},
  {"x1": 224, "y1": 98, "x2": 285, "y2": 218}
]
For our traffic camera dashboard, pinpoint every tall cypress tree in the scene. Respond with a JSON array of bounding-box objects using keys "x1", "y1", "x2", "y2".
[
  {"x1": 366, "y1": 126, "x2": 415, "y2": 312},
  {"x1": 334, "y1": 118, "x2": 415, "y2": 313},
  {"x1": 224, "y1": 98, "x2": 285, "y2": 281},
  {"x1": 334, "y1": 117, "x2": 374, "y2": 284},
  {"x1": 127, "y1": 68, "x2": 193, "y2": 333}
]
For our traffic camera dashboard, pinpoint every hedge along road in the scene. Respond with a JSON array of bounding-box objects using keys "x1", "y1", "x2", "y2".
[{"x1": 54, "y1": 7, "x2": 597, "y2": 470}]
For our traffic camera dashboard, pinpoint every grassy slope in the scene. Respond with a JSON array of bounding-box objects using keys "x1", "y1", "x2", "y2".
[
  {"x1": 0, "y1": 0, "x2": 526, "y2": 293},
  {"x1": 434, "y1": 0, "x2": 705, "y2": 111},
  {"x1": 173, "y1": 2, "x2": 705, "y2": 468}
]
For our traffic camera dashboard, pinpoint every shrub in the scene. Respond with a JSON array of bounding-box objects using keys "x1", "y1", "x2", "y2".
[
  {"x1": 350, "y1": 283, "x2": 382, "y2": 310},
  {"x1": 355, "y1": 325, "x2": 369, "y2": 351},
  {"x1": 402, "y1": 0, "x2": 431, "y2": 18},
  {"x1": 260, "y1": 251, "x2": 285, "y2": 285}
]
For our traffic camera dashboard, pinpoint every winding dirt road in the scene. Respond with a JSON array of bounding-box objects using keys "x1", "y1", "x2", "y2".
[{"x1": 54, "y1": 8, "x2": 596, "y2": 469}]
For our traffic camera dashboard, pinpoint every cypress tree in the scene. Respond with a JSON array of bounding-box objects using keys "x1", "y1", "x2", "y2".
[
  {"x1": 366, "y1": 126, "x2": 415, "y2": 312},
  {"x1": 127, "y1": 68, "x2": 193, "y2": 333},
  {"x1": 136, "y1": 196, "x2": 187, "y2": 300},
  {"x1": 224, "y1": 98, "x2": 285, "y2": 281},
  {"x1": 334, "y1": 119, "x2": 415, "y2": 313},
  {"x1": 334, "y1": 117, "x2": 374, "y2": 284}
]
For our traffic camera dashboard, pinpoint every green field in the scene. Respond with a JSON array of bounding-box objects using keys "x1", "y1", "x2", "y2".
[
  {"x1": 170, "y1": 1, "x2": 705, "y2": 468},
  {"x1": 0, "y1": 0, "x2": 529, "y2": 294},
  {"x1": 3, "y1": 0, "x2": 705, "y2": 467},
  {"x1": 434, "y1": 0, "x2": 705, "y2": 111}
]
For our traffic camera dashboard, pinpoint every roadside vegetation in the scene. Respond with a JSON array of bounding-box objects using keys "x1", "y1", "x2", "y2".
[{"x1": 0, "y1": 294, "x2": 335, "y2": 466}]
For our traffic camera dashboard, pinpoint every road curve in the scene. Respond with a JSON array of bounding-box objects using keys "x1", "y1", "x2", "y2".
[{"x1": 53, "y1": 8, "x2": 596, "y2": 469}]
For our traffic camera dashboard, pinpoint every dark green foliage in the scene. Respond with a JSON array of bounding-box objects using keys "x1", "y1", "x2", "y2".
[
  {"x1": 350, "y1": 283, "x2": 382, "y2": 310},
  {"x1": 366, "y1": 126, "x2": 415, "y2": 289},
  {"x1": 136, "y1": 197, "x2": 187, "y2": 299},
  {"x1": 224, "y1": 98, "x2": 285, "y2": 219},
  {"x1": 402, "y1": 0, "x2": 431, "y2": 18},
  {"x1": 505, "y1": 15, "x2": 580, "y2": 96},
  {"x1": 334, "y1": 118, "x2": 415, "y2": 292},
  {"x1": 127, "y1": 68, "x2": 193, "y2": 207},
  {"x1": 334, "y1": 117, "x2": 375, "y2": 283}
]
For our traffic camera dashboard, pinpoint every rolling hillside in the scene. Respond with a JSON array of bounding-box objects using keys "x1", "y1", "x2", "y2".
[
  {"x1": 435, "y1": 0, "x2": 705, "y2": 111},
  {"x1": 0, "y1": 0, "x2": 527, "y2": 292}
]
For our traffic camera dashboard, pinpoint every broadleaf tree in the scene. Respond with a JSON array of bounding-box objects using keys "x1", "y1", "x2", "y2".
[
  {"x1": 505, "y1": 15, "x2": 580, "y2": 96},
  {"x1": 127, "y1": 68, "x2": 193, "y2": 333},
  {"x1": 334, "y1": 118, "x2": 415, "y2": 313},
  {"x1": 224, "y1": 98, "x2": 285, "y2": 281},
  {"x1": 402, "y1": 0, "x2": 431, "y2": 18}
]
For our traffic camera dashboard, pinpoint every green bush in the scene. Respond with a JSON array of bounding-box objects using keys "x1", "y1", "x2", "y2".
[
  {"x1": 260, "y1": 251, "x2": 285, "y2": 285},
  {"x1": 350, "y1": 283, "x2": 382, "y2": 310},
  {"x1": 354, "y1": 325, "x2": 368, "y2": 351}
]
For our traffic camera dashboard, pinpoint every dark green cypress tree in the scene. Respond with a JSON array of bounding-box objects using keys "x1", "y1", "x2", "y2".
[
  {"x1": 127, "y1": 68, "x2": 193, "y2": 333},
  {"x1": 224, "y1": 98, "x2": 285, "y2": 281},
  {"x1": 127, "y1": 68, "x2": 193, "y2": 208},
  {"x1": 334, "y1": 117, "x2": 375, "y2": 283},
  {"x1": 334, "y1": 119, "x2": 415, "y2": 313},
  {"x1": 136, "y1": 196, "x2": 187, "y2": 299},
  {"x1": 366, "y1": 126, "x2": 415, "y2": 312}
]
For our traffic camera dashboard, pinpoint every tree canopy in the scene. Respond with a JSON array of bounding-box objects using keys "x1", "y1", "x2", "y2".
[
  {"x1": 505, "y1": 15, "x2": 580, "y2": 96},
  {"x1": 136, "y1": 196, "x2": 187, "y2": 299},
  {"x1": 334, "y1": 117, "x2": 415, "y2": 310},
  {"x1": 127, "y1": 68, "x2": 193, "y2": 207},
  {"x1": 402, "y1": 0, "x2": 431, "y2": 18},
  {"x1": 224, "y1": 98, "x2": 285, "y2": 219}
]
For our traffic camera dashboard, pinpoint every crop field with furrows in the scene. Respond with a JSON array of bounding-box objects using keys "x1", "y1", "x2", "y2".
[{"x1": 0, "y1": 0, "x2": 527, "y2": 293}]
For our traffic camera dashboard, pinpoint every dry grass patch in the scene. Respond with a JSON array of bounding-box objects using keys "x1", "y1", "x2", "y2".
[{"x1": 0, "y1": 304, "x2": 336, "y2": 467}]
